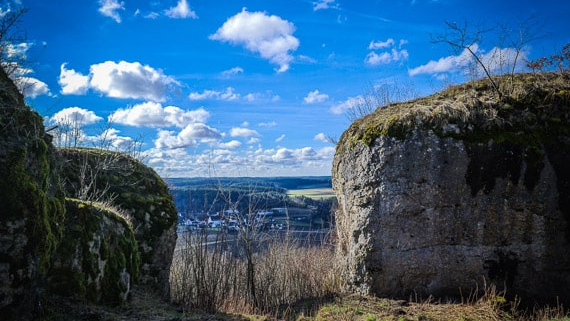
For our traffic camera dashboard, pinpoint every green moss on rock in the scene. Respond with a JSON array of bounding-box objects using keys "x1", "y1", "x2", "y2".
[
  {"x1": 0, "y1": 67, "x2": 65, "y2": 319},
  {"x1": 338, "y1": 72, "x2": 570, "y2": 150},
  {"x1": 58, "y1": 148, "x2": 177, "y2": 297},
  {"x1": 48, "y1": 199, "x2": 140, "y2": 306}
]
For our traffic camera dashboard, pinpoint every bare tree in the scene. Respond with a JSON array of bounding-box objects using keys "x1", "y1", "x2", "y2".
[
  {"x1": 0, "y1": 6, "x2": 28, "y2": 78},
  {"x1": 432, "y1": 17, "x2": 542, "y2": 100}
]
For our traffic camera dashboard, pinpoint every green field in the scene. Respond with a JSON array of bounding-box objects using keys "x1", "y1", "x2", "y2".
[{"x1": 287, "y1": 188, "x2": 336, "y2": 199}]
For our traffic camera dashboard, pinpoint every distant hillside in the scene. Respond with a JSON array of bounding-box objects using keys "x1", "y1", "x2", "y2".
[{"x1": 166, "y1": 176, "x2": 332, "y2": 191}]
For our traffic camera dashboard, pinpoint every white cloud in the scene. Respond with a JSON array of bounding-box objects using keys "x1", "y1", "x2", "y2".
[
  {"x1": 98, "y1": 0, "x2": 125, "y2": 23},
  {"x1": 255, "y1": 146, "x2": 333, "y2": 165},
  {"x1": 408, "y1": 45, "x2": 475, "y2": 76},
  {"x1": 110, "y1": 101, "x2": 209, "y2": 128},
  {"x1": 89, "y1": 60, "x2": 179, "y2": 101},
  {"x1": 275, "y1": 134, "x2": 285, "y2": 142},
  {"x1": 20, "y1": 77, "x2": 50, "y2": 98},
  {"x1": 189, "y1": 87, "x2": 240, "y2": 101},
  {"x1": 218, "y1": 140, "x2": 242, "y2": 149},
  {"x1": 330, "y1": 95, "x2": 365, "y2": 115},
  {"x1": 5, "y1": 42, "x2": 31, "y2": 60},
  {"x1": 146, "y1": 145, "x2": 335, "y2": 177},
  {"x1": 50, "y1": 107, "x2": 103, "y2": 126},
  {"x1": 230, "y1": 127, "x2": 260, "y2": 138},
  {"x1": 96, "y1": 128, "x2": 134, "y2": 150},
  {"x1": 154, "y1": 123, "x2": 221, "y2": 149},
  {"x1": 59, "y1": 63, "x2": 89, "y2": 95},
  {"x1": 368, "y1": 38, "x2": 395, "y2": 50},
  {"x1": 165, "y1": 0, "x2": 197, "y2": 19},
  {"x1": 304, "y1": 90, "x2": 329, "y2": 104},
  {"x1": 221, "y1": 66, "x2": 244, "y2": 77},
  {"x1": 313, "y1": 0, "x2": 337, "y2": 11},
  {"x1": 258, "y1": 121, "x2": 277, "y2": 127},
  {"x1": 210, "y1": 8, "x2": 299, "y2": 72},
  {"x1": 365, "y1": 51, "x2": 392, "y2": 65},
  {"x1": 365, "y1": 38, "x2": 409, "y2": 66},
  {"x1": 314, "y1": 132, "x2": 329, "y2": 142}
]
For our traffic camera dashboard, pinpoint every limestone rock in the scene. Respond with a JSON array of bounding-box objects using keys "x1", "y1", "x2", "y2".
[
  {"x1": 58, "y1": 148, "x2": 178, "y2": 298},
  {"x1": 48, "y1": 199, "x2": 139, "y2": 306},
  {"x1": 333, "y1": 73, "x2": 570, "y2": 305}
]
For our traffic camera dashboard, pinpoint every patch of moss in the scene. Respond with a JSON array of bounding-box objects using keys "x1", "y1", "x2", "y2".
[
  {"x1": 338, "y1": 72, "x2": 570, "y2": 150},
  {"x1": 49, "y1": 199, "x2": 140, "y2": 306}
]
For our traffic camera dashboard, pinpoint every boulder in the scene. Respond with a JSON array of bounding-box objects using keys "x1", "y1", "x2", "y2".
[
  {"x1": 0, "y1": 68, "x2": 65, "y2": 319},
  {"x1": 48, "y1": 199, "x2": 139, "y2": 306},
  {"x1": 58, "y1": 148, "x2": 178, "y2": 298},
  {"x1": 333, "y1": 73, "x2": 570, "y2": 305}
]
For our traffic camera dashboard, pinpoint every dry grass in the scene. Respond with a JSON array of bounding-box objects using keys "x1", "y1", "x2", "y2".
[
  {"x1": 170, "y1": 229, "x2": 342, "y2": 316},
  {"x1": 339, "y1": 72, "x2": 570, "y2": 149}
]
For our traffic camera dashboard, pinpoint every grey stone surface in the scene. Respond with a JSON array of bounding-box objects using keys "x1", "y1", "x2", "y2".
[{"x1": 333, "y1": 129, "x2": 570, "y2": 304}]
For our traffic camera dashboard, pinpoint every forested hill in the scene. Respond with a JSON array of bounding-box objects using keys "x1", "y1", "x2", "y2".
[{"x1": 166, "y1": 176, "x2": 332, "y2": 191}]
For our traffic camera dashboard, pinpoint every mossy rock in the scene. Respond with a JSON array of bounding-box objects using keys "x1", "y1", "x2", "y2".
[
  {"x1": 58, "y1": 148, "x2": 178, "y2": 297},
  {"x1": 48, "y1": 199, "x2": 140, "y2": 306},
  {"x1": 337, "y1": 72, "x2": 570, "y2": 151},
  {"x1": 0, "y1": 67, "x2": 65, "y2": 319}
]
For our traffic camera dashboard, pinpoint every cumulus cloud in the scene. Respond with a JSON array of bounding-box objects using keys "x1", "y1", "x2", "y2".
[
  {"x1": 314, "y1": 132, "x2": 329, "y2": 142},
  {"x1": 210, "y1": 8, "x2": 299, "y2": 72},
  {"x1": 154, "y1": 123, "x2": 221, "y2": 149},
  {"x1": 96, "y1": 128, "x2": 134, "y2": 150},
  {"x1": 20, "y1": 77, "x2": 50, "y2": 98},
  {"x1": 145, "y1": 144, "x2": 335, "y2": 177},
  {"x1": 230, "y1": 127, "x2": 260, "y2": 138},
  {"x1": 330, "y1": 95, "x2": 365, "y2": 115},
  {"x1": 408, "y1": 44, "x2": 528, "y2": 77},
  {"x1": 59, "y1": 63, "x2": 89, "y2": 95},
  {"x1": 408, "y1": 45, "x2": 475, "y2": 76},
  {"x1": 98, "y1": 0, "x2": 125, "y2": 23},
  {"x1": 109, "y1": 101, "x2": 209, "y2": 128},
  {"x1": 313, "y1": 0, "x2": 338, "y2": 11},
  {"x1": 365, "y1": 38, "x2": 409, "y2": 66},
  {"x1": 218, "y1": 140, "x2": 242, "y2": 149},
  {"x1": 89, "y1": 61, "x2": 179, "y2": 101},
  {"x1": 165, "y1": 0, "x2": 197, "y2": 19},
  {"x1": 304, "y1": 90, "x2": 329, "y2": 104},
  {"x1": 189, "y1": 87, "x2": 239, "y2": 101},
  {"x1": 255, "y1": 146, "x2": 333, "y2": 165},
  {"x1": 50, "y1": 107, "x2": 103, "y2": 126}
]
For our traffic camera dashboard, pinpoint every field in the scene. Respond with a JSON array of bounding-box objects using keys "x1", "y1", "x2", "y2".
[{"x1": 287, "y1": 188, "x2": 336, "y2": 199}]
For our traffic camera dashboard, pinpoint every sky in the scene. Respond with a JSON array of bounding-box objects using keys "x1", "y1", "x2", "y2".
[{"x1": 6, "y1": 0, "x2": 570, "y2": 177}]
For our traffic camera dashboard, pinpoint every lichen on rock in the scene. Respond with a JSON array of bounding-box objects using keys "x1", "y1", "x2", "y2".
[{"x1": 333, "y1": 72, "x2": 570, "y2": 305}]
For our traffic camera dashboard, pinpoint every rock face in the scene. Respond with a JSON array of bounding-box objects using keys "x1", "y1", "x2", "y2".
[
  {"x1": 48, "y1": 199, "x2": 140, "y2": 306},
  {"x1": 0, "y1": 69, "x2": 66, "y2": 318},
  {"x1": 59, "y1": 148, "x2": 178, "y2": 298},
  {"x1": 333, "y1": 74, "x2": 570, "y2": 305}
]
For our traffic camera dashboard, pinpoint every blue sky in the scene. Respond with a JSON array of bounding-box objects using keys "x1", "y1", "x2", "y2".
[{"x1": 9, "y1": 0, "x2": 570, "y2": 177}]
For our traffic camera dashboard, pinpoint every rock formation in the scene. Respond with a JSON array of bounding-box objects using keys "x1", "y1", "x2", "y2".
[
  {"x1": 333, "y1": 73, "x2": 570, "y2": 305},
  {"x1": 0, "y1": 68, "x2": 65, "y2": 319},
  {"x1": 58, "y1": 148, "x2": 178, "y2": 299},
  {"x1": 0, "y1": 66, "x2": 178, "y2": 319},
  {"x1": 48, "y1": 199, "x2": 140, "y2": 306}
]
